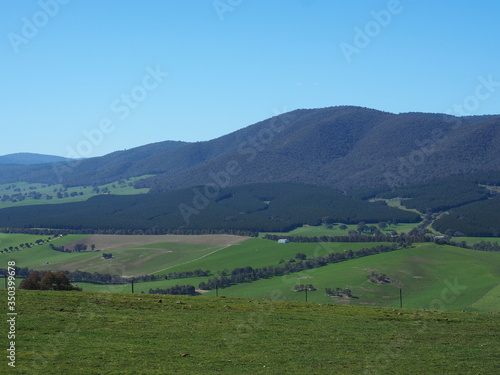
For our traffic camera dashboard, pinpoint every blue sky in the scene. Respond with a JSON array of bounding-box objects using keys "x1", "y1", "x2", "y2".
[{"x1": 1, "y1": 0, "x2": 500, "y2": 157}]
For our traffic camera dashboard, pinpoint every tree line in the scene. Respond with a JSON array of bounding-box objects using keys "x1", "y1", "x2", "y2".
[
  {"x1": 263, "y1": 232, "x2": 432, "y2": 244},
  {"x1": 1, "y1": 266, "x2": 212, "y2": 285},
  {"x1": 1, "y1": 237, "x2": 52, "y2": 253},
  {"x1": 0, "y1": 227, "x2": 258, "y2": 237},
  {"x1": 148, "y1": 285, "x2": 198, "y2": 296}
]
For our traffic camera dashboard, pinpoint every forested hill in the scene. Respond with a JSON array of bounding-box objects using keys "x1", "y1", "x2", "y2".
[
  {"x1": 2, "y1": 106, "x2": 500, "y2": 190},
  {"x1": 0, "y1": 141, "x2": 188, "y2": 186},
  {"x1": 0, "y1": 153, "x2": 72, "y2": 165}
]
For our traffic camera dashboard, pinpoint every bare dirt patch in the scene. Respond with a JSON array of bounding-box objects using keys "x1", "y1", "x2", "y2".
[{"x1": 196, "y1": 289, "x2": 211, "y2": 294}]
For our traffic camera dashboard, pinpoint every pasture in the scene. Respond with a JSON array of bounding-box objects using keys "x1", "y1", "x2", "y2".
[
  {"x1": 3, "y1": 290, "x2": 499, "y2": 374},
  {"x1": 2, "y1": 234, "x2": 498, "y2": 313},
  {"x1": 1, "y1": 234, "x2": 248, "y2": 276},
  {"x1": 261, "y1": 222, "x2": 420, "y2": 237},
  {"x1": 201, "y1": 244, "x2": 500, "y2": 313},
  {"x1": 0, "y1": 175, "x2": 151, "y2": 209}
]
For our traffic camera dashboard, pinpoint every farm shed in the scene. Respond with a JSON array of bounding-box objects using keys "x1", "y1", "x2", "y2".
[{"x1": 278, "y1": 239, "x2": 289, "y2": 243}]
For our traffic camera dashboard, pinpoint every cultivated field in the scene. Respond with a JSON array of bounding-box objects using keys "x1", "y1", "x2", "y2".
[{"x1": 1, "y1": 234, "x2": 249, "y2": 276}]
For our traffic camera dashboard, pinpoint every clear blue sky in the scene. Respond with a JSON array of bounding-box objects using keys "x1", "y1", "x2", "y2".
[{"x1": 1, "y1": 0, "x2": 500, "y2": 157}]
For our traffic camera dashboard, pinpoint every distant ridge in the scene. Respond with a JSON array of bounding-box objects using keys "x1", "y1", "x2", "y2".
[
  {"x1": 0, "y1": 153, "x2": 73, "y2": 165},
  {"x1": 0, "y1": 106, "x2": 499, "y2": 189}
]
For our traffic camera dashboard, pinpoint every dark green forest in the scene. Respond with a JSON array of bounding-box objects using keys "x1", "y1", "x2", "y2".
[
  {"x1": 0, "y1": 183, "x2": 420, "y2": 232},
  {"x1": 432, "y1": 195, "x2": 500, "y2": 237}
]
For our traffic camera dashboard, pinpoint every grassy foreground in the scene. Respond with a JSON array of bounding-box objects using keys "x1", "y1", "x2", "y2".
[{"x1": 1, "y1": 290, "x2": 499, "y2": 374}]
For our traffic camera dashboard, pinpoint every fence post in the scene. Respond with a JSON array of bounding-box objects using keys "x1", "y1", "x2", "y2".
[{"x1": 400, "y1": 288, "x2": 403, "y2": 308}]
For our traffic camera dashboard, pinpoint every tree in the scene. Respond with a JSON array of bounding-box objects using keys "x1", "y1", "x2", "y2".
[
  {"x1": 378, "y1": 221, "x2": 388, "y2": 230},
  {"x1": 39, "y1": 272, "x2": 81, "y2": 291},
  {"x1": 357, "y1": 221, "x2": 366, "y2": 233},
  {"x1": 19, "y1": 272, "x2": 42, "y2": 290},
  {"x1": 20, "y1": 271, "x2": 81, "y2": 291}
]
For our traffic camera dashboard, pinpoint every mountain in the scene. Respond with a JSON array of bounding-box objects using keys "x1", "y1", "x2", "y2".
[
  {"x1": 0, "y1": 153, "x2": 73, "y2": 165},
  {"x1": 1, "y1": 106, "x2": 499, "y2": 190},
  {"x1": 0, "y1": 141, "x2": 188, "y2": 186}
]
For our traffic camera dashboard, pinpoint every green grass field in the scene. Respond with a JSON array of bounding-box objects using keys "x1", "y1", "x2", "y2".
[
  {"x1": 0, "y1": 234, "x2": 91, "y2": 269},
  {"x1": 1, "y1": 290, "x2": 498, "y2": 374},
  {"x1": 261, "y1": 222, "x2": 420, "y2": 237},
  {"x1": 1, "y1": 235, "x2": 249, "y2": 276},
  {"x1": 0, "y1": 233, "x2": 54, "y2": 251},
  {"x1": 2, "y1": 234, "x2": 498, "y2": 313},
  {"x1": 204, "y1": 244, "x2": 500, "y2": 313},
  {"x1": 1, "y1": 234, "x2": 387, "y2": 277},
  {"x1": 0, "y1": 176, "x2": 151, "y2": 209},
  {"x1": 454, "y1": 236, "x2": 500, "y2": 245}
]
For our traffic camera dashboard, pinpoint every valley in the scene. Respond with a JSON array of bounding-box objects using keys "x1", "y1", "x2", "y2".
[{"x1": 1, "y1": 106, "x2": 499, "y2": 374}]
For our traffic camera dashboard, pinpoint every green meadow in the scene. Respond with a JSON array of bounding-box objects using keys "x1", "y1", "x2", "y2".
[
  {"x1": 203, "y1": 244, "x2": 500, "y2": 313},
  {"x1": 1, "y1": 290, "x2": 498, "y2": 374},
  {"x1": 0, "y1": 176, "x2": 151, "y2": 209},
  {"x1": 261, "y1": 222, "x2": 419, "y2": 237},
  {"x1": 1, "y1": 234, "x2": 498, "y2": 313}
]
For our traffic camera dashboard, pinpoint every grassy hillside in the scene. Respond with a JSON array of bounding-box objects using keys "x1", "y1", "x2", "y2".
[
  {"x1": 204, "y1": 244, "x2": 500, "y2": 313},
  {"x1": 1, "y1": 290, "x2": 498, "y2": 374},
  {"x1": 0, "y1": 233, "x2": 54, "y2": 250},
  {"x1": 0, "y1": 234, "x2": 246, "y2": 276},
  {"x1": 1, "y1": 234, "x2": 385, "y2": 277},
  {"x1": 0, "y1": 176, "x2": 151, "y2": 209},
  {"x1": 261, "y1": 222, "x2": 418, "y2": 237},
  {"x1": 5, "y1": 234, "x2": 497, "y2": 313}
]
